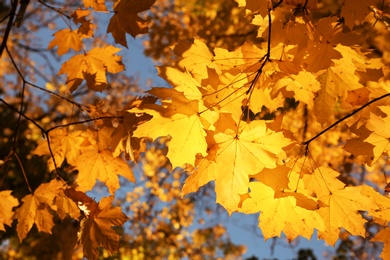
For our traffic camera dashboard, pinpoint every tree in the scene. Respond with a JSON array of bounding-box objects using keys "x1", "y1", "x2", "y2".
[{"x1": 1, "y1": 0, "x2": 390, "y2": 259}]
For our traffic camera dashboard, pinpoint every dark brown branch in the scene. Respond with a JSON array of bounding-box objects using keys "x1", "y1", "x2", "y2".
[
  {"x1": 0, "y1": 0, "x2": 18, "y2": 58},
  {"x1": 47, "y1": 116, "x2": 124, "y2": 132},
  {"x1": 302, "y1": 92, "x2": 390, "y2": 146}
]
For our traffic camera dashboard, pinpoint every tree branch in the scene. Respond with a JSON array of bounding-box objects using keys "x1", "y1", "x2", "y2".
[
  {"x1": 0, "y1": 0, "x2": 18, "y2": 59},
  {"x1": 302, "y1": 92, "x2": 390, "y2": 146}
]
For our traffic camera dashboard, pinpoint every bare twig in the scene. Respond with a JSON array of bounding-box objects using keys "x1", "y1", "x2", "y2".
[
  {"x1": 302, "y1": 92, "x2": 390, "y2": 146},
  {"x1": 0, "y1": 0, "x2": 18, "y2": 58}
]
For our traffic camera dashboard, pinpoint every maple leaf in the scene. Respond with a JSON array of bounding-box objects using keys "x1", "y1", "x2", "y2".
[
  {"x1": 71, "y1": 10, "x2": 96, "y2": 37},
  {"x1": 74, "y1": 148, "x2": 135, "y2": 194},
  {"x1": 58, "y1": 46, "x2": 124, "y2": 92},
  {"x1": 361, "y1": 106, "x2": 390, "y2": 164},
  {"x1": 341, "y1": 0, "x2": 378, "y2": 28},
  {"x1": 0, "y1": 191, "x2": 19, "y2": 231},
  {"x1": 274, "y1": 71, "x2": 320, "y2": 109},
  {"x1": 34, "y1": 128, "x2": 86, "y2": 171},
  {"x1": 174, "y1": 38, "x2": 218, "y2": 81},
  {"x1": 78, "y1": 196, "x2": 128, "y2": 259},
  {"x1": 317, "y1": 186, "x2": 372, "y2": 246},
  {"x1": 360, "y1": 185, "x2": 390, "y2": 224},
  {"x1": 107, "y1": 0, "x2": 156, "y2": 47},
  {"x1": 183, "y1": 121, "x2": 293, "y2": 213},
  {"x1": 130, "y1": 89, "x2": 208, "y2": 168},
  {"x1": 14, "y1": 180, "x2": 65, "y2": 241},
  {"x1": 48, "y1": 28, "x2": 83, "y2": 56},
  {"x1": 301, "y1": 167, "x2": 346, "y2": 198},
  {"x1": 372, "y1": 227, "x2": 390, "y2": 259},
  {"x1": 83, "y1": 0, "x2": 107, "y2": 11},
  {"x1": 235, "y1": 0, "x2": 269, "y2": 18},
  {"x1": 240, "y1": 182, "x2": 324, "y2": 241}
]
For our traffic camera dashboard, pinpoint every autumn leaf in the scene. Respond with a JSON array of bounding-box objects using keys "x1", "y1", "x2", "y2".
[
  {"x1": 301, "y1": 167, "x2": 346, "y2": 198},
  {"x1": 372, "y1": 227, "x2": 390, "y2": 260},
  {"x1": 83, "y1": 0, "x2": 107, "y2": 11},
  {"x1": 240, "y1": 182, "x2": 324, "y2": 241},
  {"x1": 71, "y1": 10, "x2": 96, "y2": 37},
  {"x1": 183, "y1": 120, "x2": 293, "y2": 213},
  {"x1": 48, "y1": 28, "x2": 83, "y2": 56},
  {"x1": 130, "y1": 89, "x2": 208, "y2": 168},
  {"x1": 34, "y1": 128, "x2": 86, "y2": 171},
  {"x1": 317, "y1": 186, "x2": 372, "y2": 246},
  {"x1": 74, "y1": 148, "x2": 135, "y2": 194},
  {"x1": 14, "y1": 180, "x2": 65, "y2": 241},
  {"x1": 107, "y1": 0, "x2": 156, "y2": 47},
  {"x1": 362, "y1": 106, "x2": 390, "y2": 164},
  {"x1": 58, "y1": 46, "x2": 124, "y2": 91},
  {"x1": 0, "y1": 191, "x2": 19, "y2": 231},
  {"x1": 235, "y1": 0, "x2": 269, "y2": 18},
  {"x1": 341, "y1": 0, "x2": 377, "y2": 28},
  {"x1": 78, "y1": 196, "x2": 128, "y2": 260},
  {"x1": 274, "y1": 71, "x2": 320, "y2": 109}
]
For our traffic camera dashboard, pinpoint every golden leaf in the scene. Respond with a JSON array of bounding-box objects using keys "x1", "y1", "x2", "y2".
[
  {"x1": 240, "y1": 182, "x2": 324, "y2": 241},
  {"x1": 58, "y1": 46, "x2": 124, "y2": 92},
  {"x1": 0, "y1": 191, "x2": 19, "y2": 231},
  {"x1": 75, "y1": 148, "x2": 135, "y2": 194},
  {"x1": 48, "y1": 28, "x2": 83, "y2": 56}
]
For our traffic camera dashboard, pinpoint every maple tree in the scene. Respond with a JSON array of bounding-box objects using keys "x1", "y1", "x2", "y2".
[{"x1": 1, "y1": 0, "x2": 390, "y2": 259}]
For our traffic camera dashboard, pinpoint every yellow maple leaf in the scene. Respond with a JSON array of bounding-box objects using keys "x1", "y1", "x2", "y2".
[
  {"x1": 174, "y1": 38, "x2": 218, "y2": 81},
  {"x1": 361, "y1": 185, "x2": 390, "y2": 224},
  {"x1": 132, "y1": 105, "x2": 207, "y2": 168},
  {"x1": 372, "y1": 227, "x2": 390, "y2": 259},
  {"x1": 0, "y1": 190, "x2": 19, "y2": 231},
  {"x1": 363, "y1": 106, "x2": 390, "y2": 164},
  {"x1": 14, "y1": 180, "x2": 64, "y2": 241},
  {"x1": 74, "y1": 148, "x2": 135, "y2": 194},
  {"x1": 274, "y1": 71, "x2": 320, "y2": 109},
  {"x1": 240, "y1": 182, "x2": 324, "y2": 241},
  {"x1": 58, "y1": 46, "x2": 124, "y2": 92},
  {"x1": 301, "y1": 167, "x2": 346, "y2": 198},
  {"x1": 107, "y1": 0, "x2": 156, "y2": 47},
  {"x1": 183, "y1": 121, "x2": 293, "y2": 213},
  {"x1": 317, "y1": 186, "x2": 372, "y2": 246},
  {"x1": 78, "y1": 196, "x2": 128, "y2": 259},
  {"x1": 34, "y1": 128, "x2": 86, "y2": 171},
  {"x1": 48, "y1": 28, "x2": 83, "y2": 56}
]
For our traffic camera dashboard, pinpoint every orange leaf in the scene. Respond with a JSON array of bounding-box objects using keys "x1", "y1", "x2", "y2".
[
  {"x1": 83, "y1": 0, "x2": 107, "y2": 11},
  {"x1": 34, "y1": 128, "x2": 86, "y2": 171},
  {"x1": 48, "y1": 28, "x2": 83, "y2": 56},
  {"x1": 372, "y1": 227, "x2": 390, "y2": 259},
  {"x1": 58, "y1": 46, "x2": 124, "y2": 92},
  {"x1": 107, "y1": 0, "x2": 156, "y2": 47},
  {"x1": 74, "y1": 148, "x2": 135, "y2": 194},
  {"x1": 0, "y1": 191, "x2": 19, "y2": 231},
  {"x1": 13, "y1": 179, "x2": 67, "y2": 241},
  {"x1": 78, "y1": 196, "x2": 128, "y2": 259}
]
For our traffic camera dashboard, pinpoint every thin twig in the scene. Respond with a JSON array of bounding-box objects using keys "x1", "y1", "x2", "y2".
[
  {"x1": 37, "y1": 0, "x2": 71, "y2": 19},
  {"x1": 0, "y1": 0, "x2": 18, "y2": 58},
  {"x1": 47, "y1": 116, "x2": 124, "y2": 132},
  {"x1": 12, "y1": 152, "x2": 32, "y2": 193},
  {"x1": 302, "y1": 92, "x2": 390, "y2": 145}
]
